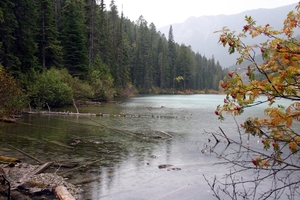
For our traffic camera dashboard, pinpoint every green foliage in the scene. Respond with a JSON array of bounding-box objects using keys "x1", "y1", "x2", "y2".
[
  {"x1": 60, "y1": 69, "x2": 94, "y2": 101},
  {"x1": 0, "y1": 66, "x2": 27, "y2": 117},
  {"x1": 29, "y1": 68, "x2": 73, "y2": 108},
  {"x1": 90, "y1": 56, "x2": 115, "y2": 100}
]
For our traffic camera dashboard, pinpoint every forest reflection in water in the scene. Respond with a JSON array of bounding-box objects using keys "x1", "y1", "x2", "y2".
[{"x1": 0, "y1": 94, "x2": 298, "y2": 199}]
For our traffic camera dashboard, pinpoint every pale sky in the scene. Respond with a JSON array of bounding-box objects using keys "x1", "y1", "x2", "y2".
[{"x1": 114, "y1": 0, "x2": 299, "y2": 28}]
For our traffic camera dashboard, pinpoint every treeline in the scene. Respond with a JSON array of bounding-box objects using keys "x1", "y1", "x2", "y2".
[{"x1": 0, "y1": 0, "x2": 226, "y2": 108}]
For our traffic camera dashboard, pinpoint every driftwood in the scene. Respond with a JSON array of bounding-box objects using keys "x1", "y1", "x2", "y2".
[
  {"x1": 58, "y1": 159, "x2": 100, "y2": 176},
  {"x1": 156, "y1": 130, "x2": 173, "y2": 139},
  {"x1": 0, "y1": 118, "x2": 16, "y2": 123},
  {"x1": 0, "y1": 155, "x2": 20, "y2": 163},
  {"x1": 54, "y1": 186, "x2": 76, "y2": 200},
  {"x1": 1, "y1": 161, "x2": 82, "y2": 199},
  {"x1": 18, "y1": 162, "x2": 52, "y2": 184},
  {"x1": 42, "y1": 139, "x2": 74, "y2": 149},
  {"x1": 158, "y1": 164, "x2": 173, "y2": 169},
  {"x1": 86, "y1": 117, "x2": 141, "y2": 138},
  {"x1": 53, "y1": 161, "x2": 79, "y2": 168},
  {"x1": 70, "y1": 175, "x2": 103, "y2": 185},
  {"x1": 15, "y1": 120, "x2": 61, "y2": 129},
  {"x1": 8, "y1": 145, "x2": 43, "y2": 164},
  {"x1": 24, "y1": 110, "x2": 97, "y2": 116}
]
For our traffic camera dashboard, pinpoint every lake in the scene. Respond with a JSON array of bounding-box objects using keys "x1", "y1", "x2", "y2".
[{"x1": 0, "y1": 94, "x2": 298, "y2": 199}]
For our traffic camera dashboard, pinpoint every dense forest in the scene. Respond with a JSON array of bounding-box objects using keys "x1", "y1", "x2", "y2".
[{"x1": 0, "y1": 0, "x2": 227, "y2": 110}]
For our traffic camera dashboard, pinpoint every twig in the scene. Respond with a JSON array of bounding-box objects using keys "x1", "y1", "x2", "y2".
[
  {"x1": 219, "y1": 127, "x2": 231, "y2": 144},
  {"x1": 211, "y1": 133, "x2": 220, "y2": 143}
]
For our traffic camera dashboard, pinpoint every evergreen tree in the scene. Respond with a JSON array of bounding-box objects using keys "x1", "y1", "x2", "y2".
[
  {"x1": 167, "y1": 25, "x2": 176, "y2": 89},
  {"x1": 0, "y1": 0, "x2": 39, "y2": 77},
  {"x1": 37, "y1": 0, "x2": 63, "y2": 70},
  {"x1": 85, "y1": 0, "x2": 97, "y2": 66},
  {"x1": 98, "y1": 0, "x2": 109, "y2": 64},
  {"x1": 107, "y1": 0, "x2": 121, "y2": 87},
  {"x1": 117, "y1": 11, "x2": 130, "y2": 90},
  {"x1": 61, "y1": 0, "x2": 88, "y2": 79}
]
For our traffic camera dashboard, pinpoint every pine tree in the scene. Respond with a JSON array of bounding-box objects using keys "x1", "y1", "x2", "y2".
[
  {"x1": 61, "y1": 0, "x2": 88, "y2": 79},
  {"x1": 37, "y1": 0, "x2": 63, "y2": 70},
  {"x1": 167, "y1": 25, "x2": 176, "y2": 89},
  {"x1": 0, "y1": 0, "x2": 39, "y2": 77}
]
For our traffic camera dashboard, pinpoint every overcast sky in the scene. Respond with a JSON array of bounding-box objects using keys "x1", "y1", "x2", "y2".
[{"x1": 113, "y1": 0, "x2": 299, "y2": 28}]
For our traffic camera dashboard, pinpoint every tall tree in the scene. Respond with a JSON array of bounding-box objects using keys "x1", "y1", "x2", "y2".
[
  {"x1": 37, "y1": 0, "x2": 63, "y2": 70},
  {"x1": 85, "y1": 0, "x2": 97, "y2": 66},
  {"x1": 107, "y1": 0, "x2": 122, "y2": 87},
  {"x1": 167, "y1": 25, "x2": 176, "y2": 89},
  {"x1": 61, "y1": 0, "x2": 88, "y2": 79},
  {"x1": 0, "y1": 0, "x2": 39, "y2": 77}
]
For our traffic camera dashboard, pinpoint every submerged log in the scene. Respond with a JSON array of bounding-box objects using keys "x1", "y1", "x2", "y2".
[
  {"x1": 0, "y1": 155, "x2": 20, "y2": 163},
  {"x1": 42, "y1": 139, "x2": 74, "y2": 149},
  {"x1": 58, "y1": 159, "x2": 100, "y2": 176},
  {"x1": 0, "y1": 117, "x2": 16, "y2": 123},
  {"x1": 156, "y1": 130, "x2": 173, "y2": 139},
  {"x1": 70, "y1": 174, "x2": 102, "y2": 185},
  {"x1": 158, "y1": 164, "x2": 173, "y2": 169},
  {"x1": 53, "y1": 161, "x2": 79, "y2": 168},
  {"x1": 8, "y1": 145, "x2": 43, "y2": 164},
  {"x1": 54, "y1": 186, "x2": 76, "y2": 200}
]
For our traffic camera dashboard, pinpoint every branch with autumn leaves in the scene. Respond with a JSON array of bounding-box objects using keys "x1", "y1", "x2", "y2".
[{"x1": 206, "y1": 2, "x2": 300, "y2": 199}]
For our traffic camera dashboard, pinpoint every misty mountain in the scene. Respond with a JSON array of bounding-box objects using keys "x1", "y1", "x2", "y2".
[{"x1": 158, "y1": 3, "x2": 299, "y2": 68}]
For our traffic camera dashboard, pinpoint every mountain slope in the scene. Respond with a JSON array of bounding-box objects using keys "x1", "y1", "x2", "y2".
[{"x1": 159, "y1": 3, "x2": 299, "y2": 68}]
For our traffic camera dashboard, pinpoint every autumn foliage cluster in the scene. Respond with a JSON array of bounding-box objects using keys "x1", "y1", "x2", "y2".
[
  {"x1": 0, "y1": 66, "x2": 25, "y2": 118},
  {"x1": 215, "y1": 3, "x2": 300, "y2": 168}
]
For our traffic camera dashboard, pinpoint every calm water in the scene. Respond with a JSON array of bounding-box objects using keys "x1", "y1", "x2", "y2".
[{"x1": 0, "y1": 94, "x2": 298, "y2": 199}]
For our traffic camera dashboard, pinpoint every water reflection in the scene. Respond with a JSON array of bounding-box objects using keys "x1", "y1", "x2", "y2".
[{"x1": 0, "y1": 94, "x2": 299, "y2": 199}]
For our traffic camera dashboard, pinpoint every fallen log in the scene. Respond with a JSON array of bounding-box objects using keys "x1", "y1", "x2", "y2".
[{"x1": 54, "y1": 186, "x2": 76, "y2": 200}]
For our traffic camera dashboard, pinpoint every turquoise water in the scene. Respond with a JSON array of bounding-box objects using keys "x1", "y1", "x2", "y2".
[{"x1": 0, "y1": 94, "x2": 298, "y2": 199}]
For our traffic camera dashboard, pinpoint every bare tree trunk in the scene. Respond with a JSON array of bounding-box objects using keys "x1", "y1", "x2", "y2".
[{"x1": 73, "y1": 100, "x2": 79, "y2": 114}]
